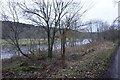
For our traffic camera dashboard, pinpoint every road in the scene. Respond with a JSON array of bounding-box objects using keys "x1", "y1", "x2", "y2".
[{"x1": 103, "y1": 46, "x2": 120, "y2": 79}]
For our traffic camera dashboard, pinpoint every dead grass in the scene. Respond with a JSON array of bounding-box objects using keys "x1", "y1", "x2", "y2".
[
  {"x1": 2, "y1": 41, "x2": 116, "y2": 78},
  {"x1": 51, "y1": 41, "x2": 116, "y2": 78}
]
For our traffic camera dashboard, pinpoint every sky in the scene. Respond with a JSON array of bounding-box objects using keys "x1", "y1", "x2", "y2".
[
  {"x1": 0, "y1": 0, "x2": 118, "y2": 24},
  {"x1": 81, "y1": 0, "x2": 118, "y2": 24}
]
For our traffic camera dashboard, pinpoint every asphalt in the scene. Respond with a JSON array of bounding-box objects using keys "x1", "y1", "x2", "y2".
[{"x1": 102, "y1": 46, "x2": 120, "y2": 79}]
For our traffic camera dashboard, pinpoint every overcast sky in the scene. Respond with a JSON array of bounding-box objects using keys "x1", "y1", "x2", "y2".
[
  {"x1": 82, "y1": 0, "x2": 118, "y2": 24},
  {"x1": 0, "y1": 0, "x2": 118, "y2": 24}
]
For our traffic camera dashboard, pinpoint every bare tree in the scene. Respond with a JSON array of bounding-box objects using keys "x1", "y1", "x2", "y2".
[
  {"x1": 57, "y1": 1, "x2": 92, "y2": 68},
  {"x1": 1, "y1": 0, "x2": 30, "y2": 58},
  {"x1": 18, "y1": 0, "x2": 76, "y2": 58}
]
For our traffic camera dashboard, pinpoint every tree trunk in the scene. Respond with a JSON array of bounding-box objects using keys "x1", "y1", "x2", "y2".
[
  {"x1": 61, "y1": 30, "x2": 66, "y2": 68},
  {"x1": 47, "y1": 30, "x2": 52, "y2": 58},
  {"x1": 16, "y1": 44, "x2": 30, "y2": 59},
  {"x1": 48, "y1": 46, "x2": 53, "y2": 58},
  {"x1": 46, "y1": 22, "x2": 53, "y2": 58},
  {"x1": 48, "y1": 27, "x2": 56, "y2": 58}
]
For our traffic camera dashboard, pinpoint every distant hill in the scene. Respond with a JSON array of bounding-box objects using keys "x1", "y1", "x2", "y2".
[
  {"x1": 2, "y1": 21, "x2": 46, "y2": 39},
  {"x1": 1, "y1": 21, "x2": 90, "y2": 39}
]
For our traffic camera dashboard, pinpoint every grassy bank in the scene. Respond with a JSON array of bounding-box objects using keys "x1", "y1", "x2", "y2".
[
  {"x1": 0, "y1": 38, "x2": 81, "y2": 45},
  {"x1": 0, "y1": 39, "x2": 48, "y2": 45},
  {"x1": 2, "y1": 41, "x2": 116, "y2": 78},
  {"x1": 52, "y1": 42, "x2": 116, "y2": 78}
]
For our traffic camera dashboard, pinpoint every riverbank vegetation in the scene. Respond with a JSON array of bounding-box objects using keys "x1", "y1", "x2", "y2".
[{"x1": 2, "y1": 41, "x2": 117, "y2": 78}]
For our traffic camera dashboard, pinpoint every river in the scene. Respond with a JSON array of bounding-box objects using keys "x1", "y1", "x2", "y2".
[{"x1": 1, "y1": 39, "x2": 91, "y2": 59}]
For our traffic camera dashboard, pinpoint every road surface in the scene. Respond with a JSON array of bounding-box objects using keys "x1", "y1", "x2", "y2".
[{"x1": 103, "y1": 46, "x2": 120, "y2": 79}]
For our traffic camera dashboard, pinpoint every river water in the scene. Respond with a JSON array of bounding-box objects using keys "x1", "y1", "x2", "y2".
[{"x1": 1, "y1": 39, "x2": 91, "y2": 59}]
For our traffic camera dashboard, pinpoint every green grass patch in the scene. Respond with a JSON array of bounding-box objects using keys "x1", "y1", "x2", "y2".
[
  {"x1": 0, "y1": 39, "x2": 48, "y2": 45},
  {"x1": 0, "y1": 38, "x2": 82, "y2": 45}
]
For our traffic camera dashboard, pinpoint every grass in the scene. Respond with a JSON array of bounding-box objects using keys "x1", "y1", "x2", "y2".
[
  {"x1": 52, "y1": 42, "x2": 116, "y2": 78},
  {"x1": 0, "y1": 38, "x2": 81, "y2": 45},
  {"x1": 2, "y1": 41, "x2": 116, "y2": 78},
  {"x1": 0, "y1": 39, "x2": 48, "y2": 45}
]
